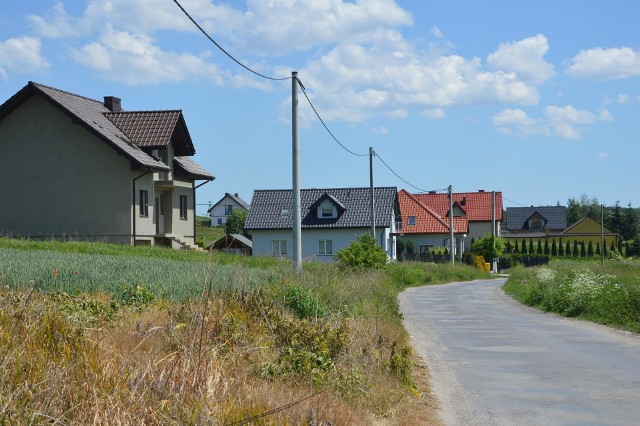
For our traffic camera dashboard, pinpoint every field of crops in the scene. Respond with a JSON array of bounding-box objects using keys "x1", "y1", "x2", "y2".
[{"x1": 0, "y1": 246, "x2": 276, "y2": 301}]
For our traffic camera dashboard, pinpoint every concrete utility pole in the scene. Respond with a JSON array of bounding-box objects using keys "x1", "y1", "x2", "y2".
[
  {"x1": 369, "y1": 147, "x2": 376, "y2": 239},
  {"x1": 601, "y1": 204, "x2": 605, "y2": 266},
  {"x1": 449, "y1": 185, "x2": 454, "y2": 264},
  {"x1": 292, "y1": 72, "x2": 302, "y2": 272},
  {"x1": 492, "y1": 190, "x2": 496, "y2": 250}
]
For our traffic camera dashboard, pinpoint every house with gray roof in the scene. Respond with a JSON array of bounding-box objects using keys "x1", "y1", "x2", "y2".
[
  {"x1": 0, "y1": 81, "x2": 214, "y2": 248},
  {"x1": 208, "y1": 192, "x2": 250, "y2": 226},
  {"x1": 504, "y1": 206, "x2": 567, "y2": 235},
  {"x1": 245, "y1": 187, "x2": 398, "y2": 262}
]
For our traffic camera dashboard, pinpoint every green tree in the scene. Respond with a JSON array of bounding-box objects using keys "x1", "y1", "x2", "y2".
[
  {"x1": 565, "y1": 240, "x2": 571, "y2": 256},
  {"x1": 567, "y1": 194, "x2": 602, "y2": 226},
  {"x1": 471, "y1": 233, "x2": 505, "y2": 261},
  {"x1": 514, "y1": 239, "x2": 519, "y2": 254},
  {"x1": 587, "y1": 240, "x2": 594, "y2": 257},
  {"x1": 529, "y1": 239, "x2": 534, "y2": 254},
  {"x1": 580, "y1": 242, "x2": 587, "y2": 257},
  {"x1": 573, "y1": 240, "x2": 579, "y2": 257},
  {"x1": 406, "y1": 239, "x2": 415, "y2": 255},
  {"x1": 335, "y1": 233, "x2": 387, "y2": 269},
  {"x1": 607, "y1": 201, "x2": 624, "y2": 235},
  {"x1": 595, "y1": 242, "x2": 600, "y2": 256},
  {"x1": 621, "y1": 203, "x2": 639, "y2": 242},
  {"x1": 396, "y1": 238, "x2": 405, "y2": 259},
  {"x1": 610, "y1": 240, "x2": 616, "y2": 253},
  {"x1": 628, "y1": 239, "x2": 640, "y2": 257},
  {"x1": 551, "y1": 238, "x2": 557, "y2": 256},
  {"x1": 558, "y1": 237, "x2": 564, "y2": 256},
  {"x1": 536, "y1": 240, "x2": 542, "y2": 254},
  {"x1": 543, "y1": 239, "x2": 550, "y2": 255},
  {"x1": 224, "y1": 209, "x2": 249, "y2": 237}
]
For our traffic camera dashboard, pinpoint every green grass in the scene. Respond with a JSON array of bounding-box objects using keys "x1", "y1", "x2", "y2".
[
  {"x1": 504, "y1": 260, "x2": 640, "y2": 332},
  {"x1": 195, "y1": 223, "x2": 225, "y2": 248}
]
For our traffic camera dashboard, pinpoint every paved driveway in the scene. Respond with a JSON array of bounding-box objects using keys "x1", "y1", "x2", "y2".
[{"x1": 399, "y1": 278, "x2": 640, "y2": 426}]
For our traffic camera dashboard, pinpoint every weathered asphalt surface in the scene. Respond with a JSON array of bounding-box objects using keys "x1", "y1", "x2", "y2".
[{"x1": 399, "y1": 278, "x2": 640, "y2": 426}]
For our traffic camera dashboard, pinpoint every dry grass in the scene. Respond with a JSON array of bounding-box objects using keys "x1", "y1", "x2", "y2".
[{"x1": 0, "y1": 287, "x2": 439, "y2": 425}]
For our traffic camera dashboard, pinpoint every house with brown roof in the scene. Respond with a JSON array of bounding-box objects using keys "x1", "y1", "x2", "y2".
[
  {"x1": 0, "y1": 82, "x2": 214, "y2": 248},
  {"x1": 397, "y1": 189, "x2": 502, "y2": 255}
]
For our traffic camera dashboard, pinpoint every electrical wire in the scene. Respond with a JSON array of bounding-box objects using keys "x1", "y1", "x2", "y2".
[
  {"x1": 374, "y1": 150, "x2": 445, "y2": 193},
  {"x1": 172, "y1": 0, "x2": 290, "y2": 82},
  {"x1": 503, "y1": 196, "x2": 527, "y2": 207},
  {"x1": 297, "y1": 79, "x2": 368, "y2": 157}
]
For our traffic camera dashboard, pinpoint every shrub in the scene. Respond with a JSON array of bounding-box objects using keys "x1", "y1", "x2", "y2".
[
  {"x1": 334, "y1": 233, "x2": 387, "y2": 269},
  {"x1": 405, "y1": 239, "x2": 415, "y2": 255},
  {"x1": 281, "y1": 284, "x2": 325, "y2": 319},
  {"x1": 471, "y1": 233, "x2": 505, "y2": 261}
]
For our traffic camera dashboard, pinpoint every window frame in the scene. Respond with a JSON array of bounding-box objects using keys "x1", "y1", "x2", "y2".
[
  {"x1": 224, "y1": 204, "x2": 233, "y2": 215},
  {"x1": 272, "y1": 240, "x2": 287, "y2": 256},
  {"x1": 408, "y1": 216, "x2": 416, "y2": 226},
  {"x1": 179, "y1": 195, "x2": 188, "y2": 220},
  {"x1": 139, "y1": 190, "x2": 149, "y2": 217},
  {"x1": 318, "y1": 239, "x2": 333, "y2": 255},
  {"x1": 419, "y1": 244, "x2": 435, "y2": 254}
]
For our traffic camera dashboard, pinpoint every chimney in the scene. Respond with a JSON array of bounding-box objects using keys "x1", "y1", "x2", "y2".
[
  {"x1": 235, "y1": 193, "x2": 239, "y2": 197},
  {"x1": 478, "y1": 189, "x2": 484, "y2": 192},
  {"x1": 428, "y1": 190, "x2": 436, "y2": 194},
  {"x1": 104, "y1": 96, "x2": 122, "y2": 112},
  {"x1": 462, "y1": 196, "x2": 467, "y2": 205}
]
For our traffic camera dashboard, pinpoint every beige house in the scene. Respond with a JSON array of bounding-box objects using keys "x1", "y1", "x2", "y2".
[{"x1": 0, "y1": 82, "x2": 214, "y2": 248}]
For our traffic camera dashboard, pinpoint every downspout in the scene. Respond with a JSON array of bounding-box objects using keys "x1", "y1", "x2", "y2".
[
  {"x1": 132, "y1": 170, "x2": 152, "y2": 245},
  {"x1": 194, "y1": 180, "x2": 210, "y2": 246}
]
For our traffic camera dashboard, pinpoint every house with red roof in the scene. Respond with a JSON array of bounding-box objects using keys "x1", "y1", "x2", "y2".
[
  {"x1": 0, "y1": 82, "x2": 214, "y2": 248},
  {"x1": 397, "y1": 189, "x2": 502, "y2": 256}
]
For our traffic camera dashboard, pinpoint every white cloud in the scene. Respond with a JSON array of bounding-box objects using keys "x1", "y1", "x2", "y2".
[
  {"x1": 493, "y1": 105, "x2": 612, "y2": 140},
  {"x1": 371, "y1": 126, "x2": 389, "y2": 134},
  {"x1": 596, "y1": 152, "x2": 610, "y2": 160},
  {"x1": 616, "y1": 93, "x2": 631, "y2": 104},
  {"x1": 566, "y1": 47, "x2": 640, "y2": 80},
  {"x1": 431, "y1": 26, "x2": 443, "y2": 38},
  {"x1": 70, "y1": 26, "x2": 227, "y2": 85},
  {"x1": 486, "y1": 34, "x2": 555, "y2": 83},
  {"x1": 27, "y1": 2, "x2": 86, "y2": 38},
  {"x1": 421, "y1": 108, "x2": 445, "y2": 119},
  {"x1": 0, "y1": 37, "x2": 50, "y2": 80}
]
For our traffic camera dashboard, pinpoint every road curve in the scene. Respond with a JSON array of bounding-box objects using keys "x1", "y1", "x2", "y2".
[{"x1": 399, "y1": 278, "x2": 640, "y2": 426}]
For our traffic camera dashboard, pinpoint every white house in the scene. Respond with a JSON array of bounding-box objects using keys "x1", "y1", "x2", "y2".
[
  {"x1": 208, "y1": 193, "x2": 250, "y2": 226},
  {"x1": 245, "y1": 187, "x2": 398, "y2": 262}
]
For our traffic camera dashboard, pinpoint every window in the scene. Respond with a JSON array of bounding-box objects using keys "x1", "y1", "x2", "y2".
[
  {"x1": 159, "y1": 196, "x2": 164, "y2": 215},
  {"x1": 408, "y1": 216, "x2": 416, "y2": 225},
  {"x1": 272, "y1": 240, "x2": 287, "y2": 256},
  {"x1": 531, "y1": 220, "x2": 542, "y2": 232},
  {"x1": 179, "y1": 195, "x2": 188, "y2": 220},
  {"x1": 224, "y1": 204, "x2": 233, "y2": 215},
  {"x1": 217, "y1": 218, "x2": 222, "y2": 225},
  {"x1": 139, "y1": 190, "x2": 148, "y2": 217},
  {"x1": 321, "y1": 207, "x2": 333, "y2": 218},
  {"x1": 281, "y1": 208, "x2": 290, "y2": 216},
  {"x1": 157, "y1": 149, "x2": 167, "y2": 164},
  {"x1": 419, "y1": 244, "x2": 435, "y2": 254},
  {"x1": 318, "y1": 240, "x2": 333, "y2": 255}
]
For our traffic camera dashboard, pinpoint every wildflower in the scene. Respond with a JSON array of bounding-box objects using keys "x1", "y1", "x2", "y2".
[{"x1": 52, "y1": 268, "x2": 60, "y2": 277}]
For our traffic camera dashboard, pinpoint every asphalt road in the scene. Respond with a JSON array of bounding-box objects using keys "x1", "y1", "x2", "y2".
[{"x1": 399, "y1": 278, "x2": 640, "y2": 426}]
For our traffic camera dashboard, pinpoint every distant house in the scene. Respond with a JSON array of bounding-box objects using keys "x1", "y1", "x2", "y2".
[
  {"x1": 245, "y1": 187, "x2": 398, "y2": 262},
  {"x1": 398, "y1": 189, "x2": 502, "y2": 252},
  {"x1": 208, "y1": 193, "x2": 250, "y2": 227},
  {"x1": 0, "y1": 82, "x2": 214, "y2": 248},
  {"x1": 505, "y1": 206, "x2": 567, "y2": 235},
  {"x1": 396, "y1": 190, "x2": 468, "y2": 255},
  {"x1": 208, "y1": 233, "x2": 252, "y2": 255}
]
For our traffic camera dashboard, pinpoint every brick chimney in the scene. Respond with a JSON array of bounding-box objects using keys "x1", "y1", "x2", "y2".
[
  {"x1": 104, "y1": 96, "x2": 122, "y2": 112},
  {"x1": 234, "y1": 193, "x2": 239, "y2": 197}
]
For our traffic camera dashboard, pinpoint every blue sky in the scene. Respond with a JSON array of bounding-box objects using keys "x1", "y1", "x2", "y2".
[{"x1": 1, "y1": 0, "x2": 639, "y2": 214}]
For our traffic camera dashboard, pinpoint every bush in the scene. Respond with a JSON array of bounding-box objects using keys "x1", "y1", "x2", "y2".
[
  {"x1": 334, "y1": 233, "x2": 387, "y2": 269},
  {"x1": 281, "y1": 284, "x2": 326, "y2": 319},
  {"x1": 471, "y1": 233, "x2": 505, "y2": 261}
]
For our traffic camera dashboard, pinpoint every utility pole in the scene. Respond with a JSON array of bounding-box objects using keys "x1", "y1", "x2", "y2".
[
  {"x1": 369, "y1": 147, "x2": 376, "y2": 239},
  {"x1": 292, "y1": 71, "x2": 302, "y2": 273},
  {"x1": 492, "y1": 190, "x2": 496, "y2": 250},
  {"x1": 601, "y1": 204, "x2": 605, "y2": 266},
  {"x1": 449, "y1": 185, "x2": 454, "y2": 264}
]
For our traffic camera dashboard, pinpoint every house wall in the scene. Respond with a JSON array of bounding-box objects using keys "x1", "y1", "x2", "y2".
[
  {"x1": 209, "y1": 195, "x2": 245, "y2": 226},
  {"x1": 468, "y1": 221, "x2": 500, "y2": 245},
  {"x1": 251, "y1": 228, "x2": 392, "y2": 262},
  {"x1": 0, "y1": 94, "x2": 136, "y2": 244},
  {"x1": 169, "y1": 179, "x2": 195, "y2": 245}
]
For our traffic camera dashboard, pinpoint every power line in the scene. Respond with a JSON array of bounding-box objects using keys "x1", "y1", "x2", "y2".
[
  {"x1": 374, "y1": 150, "x2": 446, "y2": 194},
  {"x1": 172, "y1": 0, "x2": 290, "y2": 82},
  {"x1": 297, "y1": 79, "x2": 368, "y2": 157},
  {"x1": 503, "y1": 196, "x2": 527, "y2": 207}
]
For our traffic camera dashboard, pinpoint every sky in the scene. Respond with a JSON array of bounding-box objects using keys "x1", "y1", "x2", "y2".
[{"x1": 1, "y1": 0, "x2": 639, "y2": 215}]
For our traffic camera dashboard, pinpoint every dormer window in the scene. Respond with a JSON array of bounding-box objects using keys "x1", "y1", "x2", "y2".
[
  {"x1": 321, "y1": 207, "x2": 333, "y2": 218},
  {"x1": 408, "y1": 216, "x2": 416, "y2": 225},
  {"x1": 310, "y1": 193, "x2": 345, "y2": 220},
  {"x1": 317, "y1": 200, "x2": 337, "y2": 219}
]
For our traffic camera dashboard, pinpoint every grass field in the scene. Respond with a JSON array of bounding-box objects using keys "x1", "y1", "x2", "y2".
[
  {"x1": 504, "y1": 259, "x2": 640, "y2": 332},
  {"x1": 0, "y1": 237, "x2": 488, "y2": 424}
]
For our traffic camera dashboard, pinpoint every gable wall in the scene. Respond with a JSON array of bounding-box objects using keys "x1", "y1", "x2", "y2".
[
  {"x1": 0, "y1": 94, "x2": 134, "y2": 243},
  {"x1": 210, "y1": 195, "x2": 246, "y2": 226}
]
